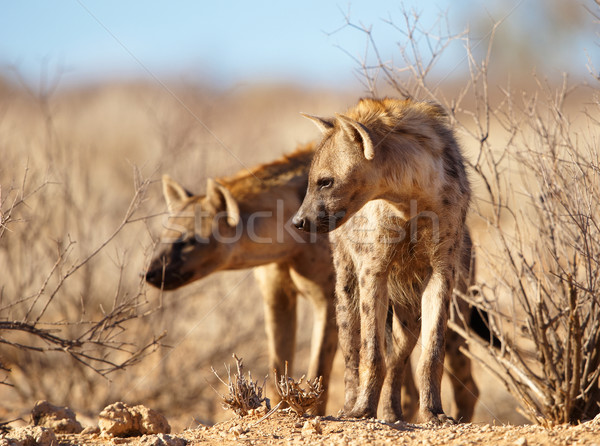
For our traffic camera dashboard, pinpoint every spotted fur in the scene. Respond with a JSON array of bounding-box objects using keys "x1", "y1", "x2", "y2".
[{"x1": 295, "y1": 98, "x2": 473, "y2": 423}]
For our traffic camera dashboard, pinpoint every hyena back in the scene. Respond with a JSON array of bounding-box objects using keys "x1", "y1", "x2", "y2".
[
  {"x1": 294, "y1": 98, "x2": 472, "y2": 423},
  {"x1": 145, "y1": 143, "x2": 338, "y2": 414}
]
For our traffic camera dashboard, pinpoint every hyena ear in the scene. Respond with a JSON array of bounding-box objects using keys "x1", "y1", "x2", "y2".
[
  {"x1": 300, "y1": 113, "x2": 335, "y2": 134},
  {"x1": 162, "y1": 175, "x2": 193, "y2": 213},
  {"x1": 425, "y1": 101, "x2": 449, "y2": 120},
  {"x1": 206, "y1": 178, "x2": 240, "y2": 227},
  {"x1": 336, "y1": 114, "x2": 375, "y2": 160}
]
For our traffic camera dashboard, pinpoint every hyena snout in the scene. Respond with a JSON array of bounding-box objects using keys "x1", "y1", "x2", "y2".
[
  {"x1": 293, "y1": 207, "x2": 346, "y2": 234},
  {"x1": 145, "y1": 250, "x2": 193, "y2": 290}
]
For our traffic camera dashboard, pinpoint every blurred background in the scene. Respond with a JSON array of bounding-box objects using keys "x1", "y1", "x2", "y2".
[
  {"x1": 0, "y1": 0, "x2": 598, "y2": 431},
  {"x1": 1, "y1": 0, "x2": 597, "y2": 88}
]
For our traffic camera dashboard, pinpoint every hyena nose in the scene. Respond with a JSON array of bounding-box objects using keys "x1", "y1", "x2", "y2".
[
  {"x1": 145, "y1": 268, "x2": 160, "y2": 285},
  {"x1": 292, "y1": 215, "x2": 306, "y2": 231}
]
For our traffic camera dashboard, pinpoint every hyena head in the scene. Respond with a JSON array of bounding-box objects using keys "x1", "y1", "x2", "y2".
[
  {"x1": 145, "y1": 175, "x2": 240, "y2": 290},
  {"x1": 293, "y1": 113, "x2": 377, "y2": 233}
]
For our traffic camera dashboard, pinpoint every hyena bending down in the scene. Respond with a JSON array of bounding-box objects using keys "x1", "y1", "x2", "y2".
[
  {"x1": 146, "y1": 140, "x2": 479, "y2": 420},
  {"x1": 145, "y1": 143, "x2": 338, "y2": 414},
  {"x1": 294, "y1": 98, "x2": 473, "y2": 423}
]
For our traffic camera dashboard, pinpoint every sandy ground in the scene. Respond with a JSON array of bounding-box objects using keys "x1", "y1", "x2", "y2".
[{"x1": 49, "y1": 409, "x2": 600, "y2": 446}]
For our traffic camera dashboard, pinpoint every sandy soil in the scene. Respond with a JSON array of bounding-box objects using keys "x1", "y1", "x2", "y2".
[{"x1": 49, "y1": 409, "x2": 600, "y2": 446}]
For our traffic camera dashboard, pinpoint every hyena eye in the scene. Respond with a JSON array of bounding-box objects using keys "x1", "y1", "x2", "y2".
[{"x1": 317, "y1": 177, "x2": 334, "y2": 190}]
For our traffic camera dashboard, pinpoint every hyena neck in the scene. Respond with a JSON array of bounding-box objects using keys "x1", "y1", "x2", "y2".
[
  {"x1": 226, "y1": 238, "x2": 302, "y2": 269},
  {"x1": 372, "y1": 143, "x2": 443, "y2": 209}
]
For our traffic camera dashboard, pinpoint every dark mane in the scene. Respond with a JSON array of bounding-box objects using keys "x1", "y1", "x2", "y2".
[{"x1": 221, "y1": 142, "x2": 314, "y2": 194}]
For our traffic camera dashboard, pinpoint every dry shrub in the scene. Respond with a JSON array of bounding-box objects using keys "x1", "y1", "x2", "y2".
[
  {"x1": 0, "y1": 75, "x2": 165, "y2": 404},
  {"x1": 458, "y1": 79, "x2": 600, "y2": 425},
  {"x1": 341, "y1": 4, "x2": 600, "y2": 425},
  {"x1": 274, "y1": 362, "x2": 323, "y2": 417},
  {"x1": 211, "y1": 354, "x2": 268, "y2": 417}
]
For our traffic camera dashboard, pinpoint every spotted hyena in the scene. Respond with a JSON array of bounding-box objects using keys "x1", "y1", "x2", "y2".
[
  {"x1": 294, "y1": 98, "x2": 473, "y2": 423},
  {"x1": 145, "y1": 143, "x2": 338, "y2": 414}
]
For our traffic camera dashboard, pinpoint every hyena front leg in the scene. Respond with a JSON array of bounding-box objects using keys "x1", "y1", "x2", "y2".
[
  {"x1": 380, "y1": 302, "x2": 420, "y2": 423},
  {"x1": 254, "y1": 263, "x2": 297, "y2": 398},
  {"x1": 346, "y1": 268, "x2": 389, "y2": 419},
  {"x1": 333, "y1": 250, "x2": 360, "y2": 415},
  {"x1": 417, "y1": 267, "x2": 454, "y2": 424}
]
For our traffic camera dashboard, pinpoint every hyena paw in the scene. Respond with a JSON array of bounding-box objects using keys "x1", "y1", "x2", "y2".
[
  {"x1": 344, "y1": 406, "x2": 378, "y2": 420},
  {"x1": 381, "y1": 408, "x2": 404, "y2": 424},
  {"x1": 419, "y1": 410, "x2": 456, "y2": 425},
  {"x1": 336, "y1": 404, "x2": 354, "y2": 419}
]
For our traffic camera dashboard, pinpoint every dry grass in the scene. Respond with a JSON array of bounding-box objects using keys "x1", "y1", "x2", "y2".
[{"x1": 0, "y1": 76, "x2": 349, "y2": 427}]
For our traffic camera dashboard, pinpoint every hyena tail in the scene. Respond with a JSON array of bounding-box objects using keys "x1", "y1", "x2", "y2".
[{"x1": 468, "y1": 302, "x2": 502, "y2": 348}]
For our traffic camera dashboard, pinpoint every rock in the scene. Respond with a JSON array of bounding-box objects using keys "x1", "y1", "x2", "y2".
[
  {"x1": 31, "y1": 400, "x2": 83, "y2": 434},
  {"x1": 99, "y1": 402, "x2": 170, "y2": 437},
  {"x1": 0, "y1": 426, "x2": 56, "y2": 446}
]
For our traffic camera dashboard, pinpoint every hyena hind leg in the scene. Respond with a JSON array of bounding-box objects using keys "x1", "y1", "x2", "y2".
[
  {"x1": 289, "y1": 258, "x2": 338, "y2": 416},
  {"x1": 445, "y1": 325, "x2": 479, "y2": 422},
  {"x1": 417, "y1": 269, "x2": 455, "y2": 425},
  {"x1": 254, "y1": 263, "x2": 298, "y2": 402}
]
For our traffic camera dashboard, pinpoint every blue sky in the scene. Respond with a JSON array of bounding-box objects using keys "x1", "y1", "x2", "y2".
[{"x1": 0, "y1": 1, "x2": 598, "y2": 89}]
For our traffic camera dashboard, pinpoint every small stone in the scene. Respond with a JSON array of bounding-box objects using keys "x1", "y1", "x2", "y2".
[
  {"x1": 302, "y1": 418, "x2": 322, "y2": 435},
  {"x1": 515, "y1": 437, "x2": 528, "y2": 446},
  {"x1": 139, "y1": 434, "x2": 187, "y2": 446},
  {"x1": 82, "y1": 425, "x2": 101, "y2": 435},
  {"x1": 229, "y1": 425, "x2": 245, "y2": 438}
]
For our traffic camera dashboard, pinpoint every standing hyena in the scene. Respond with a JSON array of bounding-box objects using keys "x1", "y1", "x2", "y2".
[
  {"x1": 293, "y1": 98, "x2": 472, "y2": 424},
  {"x1": 145, "y1": 143, "x2": 338, "y2": 415}
]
